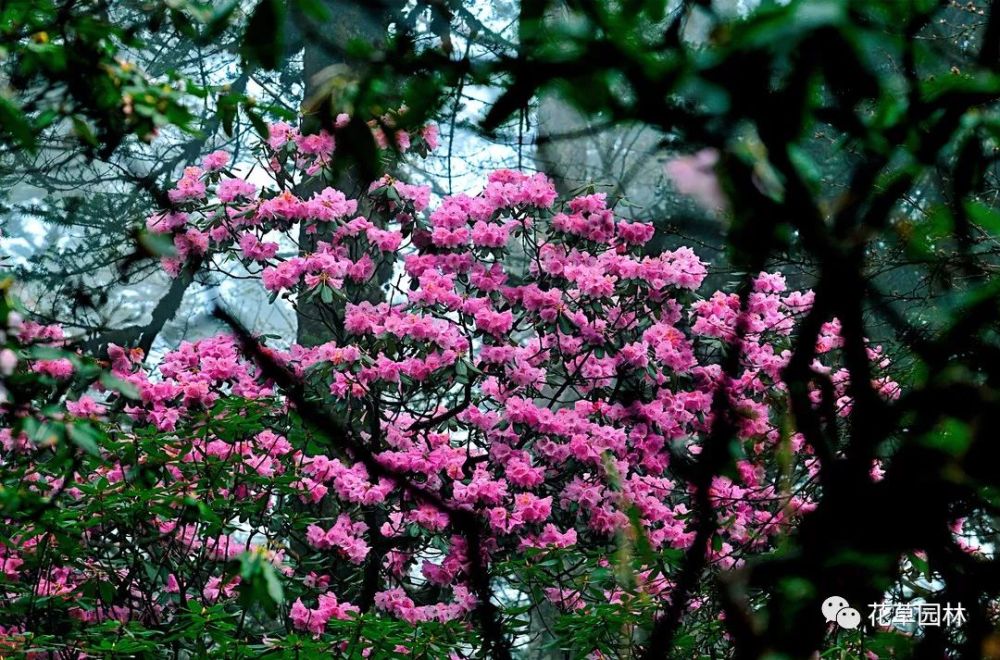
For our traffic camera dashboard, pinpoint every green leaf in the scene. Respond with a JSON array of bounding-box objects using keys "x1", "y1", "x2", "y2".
[
  {"x1": 481, "y1": 79, "x2": 537, "y2": 133},
  {"x1": 921, "y1": 418, "x2": 972, "y2": 456},
  {"x1": 218, "y1": 93, "x2": 241, "y2": 138},
  {"x1": 138, "y1": 230, "x2": 178, "y2": 257},
  {"x1": 205, "y1": 0, "x2": 241, "y2": 41},
  {"x1": 71, "y1": 116, "x2": 98, "y2": 148},
  {"x1": 245, "y1": 105, "x2": 270, "y2": 141},
  {"x1": 295, "y1": 0, "x2": 333, "y2": 22},
  {"x1": 242, "y1": 0, "x2": 287, "y2": 70},
  {"x1": 67, "y1": 422, "x2": 102, "y2": 456},
  {"x1": 965, "y1": 200, "x2": 1000, "y2": 235},
  {"x1": 455, "y1": 358, "x2": 469, "y2": 384},
  {"x1": 100, "y1": 372, "x2": 140, "y2": 400},
  {"x1": 558, "y1": 314, "x2": 575, "y2": 334},
  {"x1": 238, "y1": 551, "x2": 284, "y2": 616},
  {"x1": 908, "y1": 552, "x2": 932, "y2": 581},
  {"x1": 626, "y1": 505, "x2": 656, "y2": 567},
  {"x1": 262, "y1": 561, "x2": 284, "y2": 606},
  {"x1": 922, "y1": 71, "x2": 1000, "y2": 104},
  {"x1": 97, "y1": 580, "x2": 117, "y2": 603},
  {"x1": 0, "y1": 96, "x2": 35, "y2": 149},
  {"x1": 28, "y1": 345, "x2": 65, "y2": 360},
  {"x1": 336, "y1": 115, "x2": 381, "y2": 184}
]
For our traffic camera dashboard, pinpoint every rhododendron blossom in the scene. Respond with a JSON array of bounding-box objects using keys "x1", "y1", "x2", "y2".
[{"x1": 0, "y1": 117, "x2": 901, "y2": 657}]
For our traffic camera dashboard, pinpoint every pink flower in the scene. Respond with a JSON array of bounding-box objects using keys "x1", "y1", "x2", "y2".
[
  {"x1": 267, "y1": 121, "x2": 297, "y2": 150},
  {"x1": 665, "y1": 148, "x2": 727, "y2": 212},
  {"x1": 217, "y1": 178, "x2": 257, "y2": 202},
  {"x1": 295, "y1": 130, "x2": 335, "y2": 157},
  {"x1": 474, "y1": 308, "x2": 514, "y2": 337},
  {"x1": 239, "y1": 233, "x2": 279, "y2": 261},
  {"x1": 514, "y1": 493, "x2": 552, "y2": 523},
  {"x1": 168, "y1": 166, "x2": 206, "y2": 204},
  {"x1": 544, "y1": 587, "x2": 585, "y2": 611},
  {"x1": 306, "y1": 514, "x2": 370, "y2": 564},
  {"x1": 145, "y1": 211, "x2": 187, "y2": 233},
  {"x1": 537, "y1": 524, "x2": 578, "y2": 548},
  {"x1": 307, "y1": 187, "x2": 357, "y2": 221},
  {"x1": 366, "y1": 227, "x2": 403, "y2": 252},
  {"x1": 258, "y1": 190, "x2": 304, "y2": 221},
  {"x1": 290, "y1": 594, "x2": 358, "y2": 634},
  {"x1": 422, "y1": 123, "x2": 440, "y2": 150},
  {"x1": 471, "y1": 221, "x2": 511, "y2": 248},
  {"x1": 505, "y1": 457, "x2": 544, "y2": 488},
  {"x1": 617, "y1": 221, "x2": 655, "y2": 245},
  {"x1": 201, "y1": 150, "x2": 230, "y2": 171},
  {"x1": 66, "y1": 396, "x2": 105, "y2": 417},
  {"x1": 32, "y1": 358, "x2": 73, "y2": 379},
  {"x1": 174, "y1": 228, "x2": 210, "y2": 259},
  {"x1": 262, "y1": 259, "x2": 305, "y2": 291},
  {"x1": 0, "y1": 349, "x2": 17, "y2": 376}
]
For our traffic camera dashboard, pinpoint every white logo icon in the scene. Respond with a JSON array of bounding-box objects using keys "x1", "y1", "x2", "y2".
[{"x1": 822, "y1": 595, "x2": 862, "y2": 629}]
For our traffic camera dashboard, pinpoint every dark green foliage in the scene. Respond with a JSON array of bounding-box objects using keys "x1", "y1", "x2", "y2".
[
  {"x1": 242, "y1": 0, "x2": 287, "y2": 70},
  {"x1": 0, "y1": 1, "x2": 199, "y2": 155}
]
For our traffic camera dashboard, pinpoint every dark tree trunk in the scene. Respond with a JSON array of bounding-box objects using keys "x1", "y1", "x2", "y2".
[{"x1": 292, "y1": 0, "x2": 395, "y2": 348}]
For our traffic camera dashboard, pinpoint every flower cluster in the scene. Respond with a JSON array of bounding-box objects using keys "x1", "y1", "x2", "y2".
[{"x1": 0, "y1": 124, "x2": 901, "y2": 657}]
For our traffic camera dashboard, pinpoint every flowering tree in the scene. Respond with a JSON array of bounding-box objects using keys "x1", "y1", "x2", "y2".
[{"x1": 0, "y1": 118, "x2": 899, "y2": 657}]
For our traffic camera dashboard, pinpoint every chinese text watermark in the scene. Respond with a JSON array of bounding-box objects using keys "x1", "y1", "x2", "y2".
[
  {"x1": 823, "y1": 595, "x2": 966, "y2": 631},
  {"x1": 867, "y1": 601, "x2": 966, "y2": 628}
]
